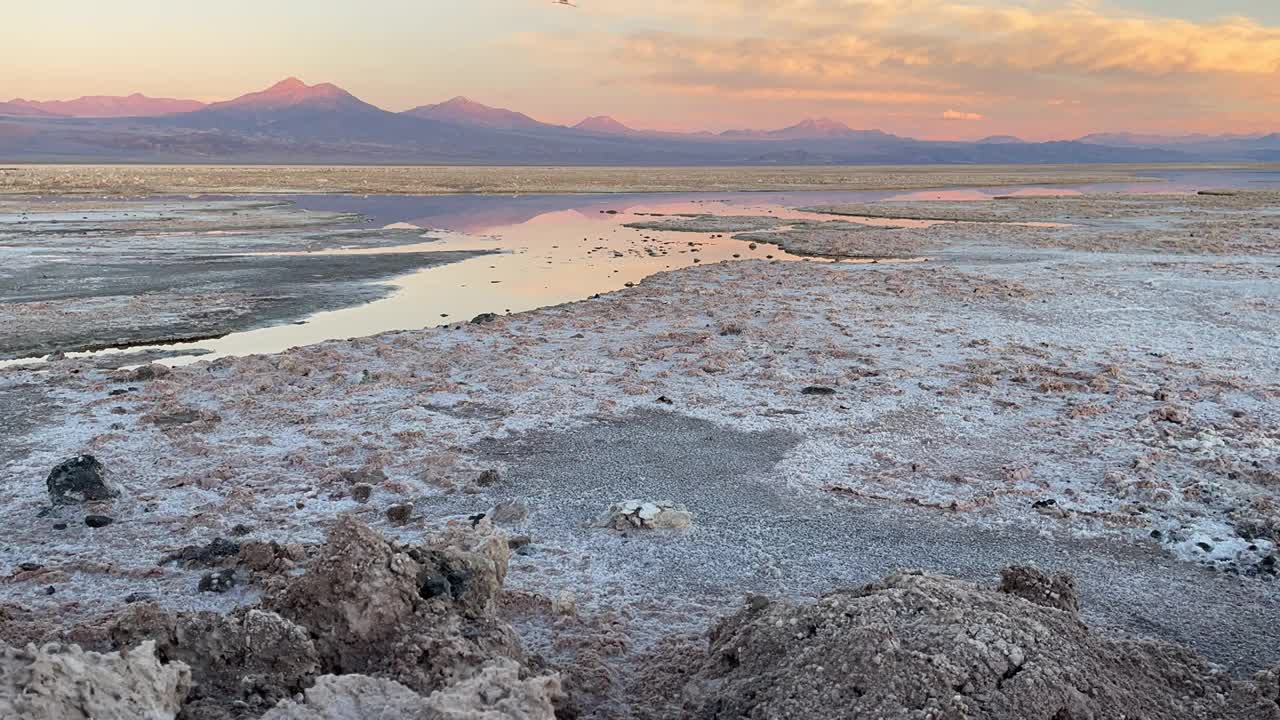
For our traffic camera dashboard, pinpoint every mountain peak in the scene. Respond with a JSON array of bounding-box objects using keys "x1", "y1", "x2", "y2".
[
  {"x1": 977, "y1": 135, "x2": 1026, "y2": 144},
  {"x1": 255, "y1": 77, "x2": 349, "y2": 99},
  {"x1": 575, "y1": 115, "x2": 634, "y2": 134},
  {"x1": 269, "y1": 77, "x2": 308, "y2": 92},
  {"x1": 207, "y1": 77, "x2": 365, "y2": 112},
  {"x1": 793, "y1": 117, "x2": 851, "y2": 131},
  {"x1": 771, "y1": 117, "x2": 857, "y2": 138},
  {"x1": 403, "y1": 96, "x2": 550, "y2": 131}
]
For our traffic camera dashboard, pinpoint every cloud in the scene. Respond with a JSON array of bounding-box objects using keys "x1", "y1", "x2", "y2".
[
  {"x1": 592, "y1": 0, "x2": 1280, "y2": 131},
  {"x1": 506, "y1": 0, "x2": 1280, "y2": 137}
]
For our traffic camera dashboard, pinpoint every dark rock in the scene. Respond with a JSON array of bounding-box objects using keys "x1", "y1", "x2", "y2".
[
  {"x1": 145, "y1": 408, "x2": 221, "y2": 429},
  {"x1": 475, "y1": 469, "x2": 501, "y2": 487},
  {"x1": 122, "y1": 363, "x2": 171, "y2": 382},
  {"x1": 339, "y1": 467, "x2": 387, "y2": 485},
  {"x1": 43, "y1": 586, "x2": 56, "y2": 596},
  {"x1": 471, "y1": 312, "x2": 500, "y2": 324},
  {"x1": 52, "y1": 523, "x2": 67, "y2": 531},
  {"x1": 239, "y1": 540, "x2": 305, "y2": 575},
  {"x1": 124, "y1": 592, "x2": 152, "y2": 604},
  {"x1": 230, "y1": 523, "x2": 253, "y2": 537},
  {"x1": 801, "y1": 386, "x2": 837, "y2": 396},
  {"x1": 18, "y1": 562, "x2": 43, "y2": 572},
  {"x1": 386, "y1": 503, "x2": 414, "y2": 526},
  {"x1": 84, "y1": 515, "x2": 115, "y2": 528},
  {"x1": 1151, "y1": 405, "x2": 1190, "y2": 424},
  {"x1": 198, "y1": 569, "x2": 237, "y2": 593},
  {"x1": 419, "y1": 570, "x2": 453, "y2": 600},
  {"x1": 351, "y1": 483, "x2": 374, "y2": 504},
  {"x1": 507, "y1": 535, "x2": 533, "y2": 554},
  {"x1": 656, "y1": 396, "x2": 675, "y2": 405},
  {"x1": 47, "y1": 455, "x2": 119, "y2": 504},
  {"x1": 161, "y1": 537, "x2": 241, "y2": 568}
]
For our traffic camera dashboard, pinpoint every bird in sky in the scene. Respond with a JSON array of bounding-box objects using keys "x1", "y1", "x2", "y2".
[{"x1": 552, "y1": 0, "x2": 578, "y2": 6}]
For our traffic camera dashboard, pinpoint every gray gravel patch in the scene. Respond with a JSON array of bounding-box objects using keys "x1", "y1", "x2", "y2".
[{"x1": 449, "y1": 409, "x2": 1280, "y2": 675}]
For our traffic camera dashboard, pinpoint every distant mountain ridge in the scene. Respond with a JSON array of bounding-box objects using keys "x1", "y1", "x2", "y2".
[
  {"x1": 574, "y1": 116, "x2": 636, "y2": 134},
  {"x1": 722, "y1": 118, "x2": 895, "y2": 141},
  {"x1": 977, "y1": 135, "x2": 1026, "y2": 145},
  {"x1": 199, "y1": 77, "x2": 370, "y2": 114},
  {"x1": 0, "y1": 101, "x2": 60, "y2": 117},
  {"x1": 0, "y1": 77, "x2": 1268, "y2": 164},
  {"x1": 1078, "y1": 132, "x2": 1267, "y2": 147},
  {"x1": 1, "y1": 93, "x2": 205, "y2": 117},
  {"x1": 403, "y1": 96, "x2": 553, "y2": 131}
]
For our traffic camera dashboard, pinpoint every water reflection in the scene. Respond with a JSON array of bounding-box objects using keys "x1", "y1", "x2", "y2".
[
  {"x1": 16, "y1": 166, "x2": 1275, "y2": 366},
  {"x1": 107, "y1": 199, "x2": 905, "y2": 365}
]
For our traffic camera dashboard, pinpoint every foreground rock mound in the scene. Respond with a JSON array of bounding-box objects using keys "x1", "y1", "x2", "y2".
[
  {"x1": 110, "y1": 606, "x2": 318, "y2": 717},
  {"x1": 0, "y1": 640, "x2": 191, "y2": 720},
  {"x1": 107, "y1": 517, "x2": 554, "y2": 719},
  {"x1": 263, "y1": 517, "x2": 524, "y2": 693},
  {"x1": 683, "y1": 569, "x2": 1279, "y2": 720}
]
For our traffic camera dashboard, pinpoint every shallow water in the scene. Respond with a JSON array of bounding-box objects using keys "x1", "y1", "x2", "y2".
[
  {"x1": 112, "y1": 197, "x2": 910, "y2": 365},
  {"x1": 13, "y1": 168, "x2": 1278, "y2": 367}
]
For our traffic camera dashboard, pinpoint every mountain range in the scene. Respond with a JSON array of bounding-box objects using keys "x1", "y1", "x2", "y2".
[
  {"x1": 2, "y1": 77, "x2": 1276, "y2": 164},
  {"x1": 0, "y1": 93, "x2": 205, "y2": 118}
]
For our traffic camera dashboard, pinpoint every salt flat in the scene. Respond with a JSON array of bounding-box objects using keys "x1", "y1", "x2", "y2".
[
  {"x1": 0, "y1": 163, "x2": 1179, "y2": 196},
  {"x1": 1, "y1": 172, "x2": 1278, "y2": 717}
]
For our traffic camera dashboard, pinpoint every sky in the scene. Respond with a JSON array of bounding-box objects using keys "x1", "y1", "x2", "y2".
[{"x1": 4, "y1": 0, "x2": 1279, "y2": 140}]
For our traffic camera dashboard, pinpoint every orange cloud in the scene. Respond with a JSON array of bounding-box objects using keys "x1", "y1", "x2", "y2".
[{"x1": 588, "y1": 0, "x2": 1280, "y2": 136}]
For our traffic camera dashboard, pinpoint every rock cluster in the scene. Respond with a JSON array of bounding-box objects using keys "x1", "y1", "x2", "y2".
[
  {"x1": 110, "y1": 606, "x2": 317, "y2": 717},
  {"x1": 106, "y1": 517, "x2": 559, "y2": 719},
  {"x1": 678, "y1": 568, "x2": 1279, "y2": 720},
  {"x1": 0, "y1": 640, "x2": 191, "y2": 720},
  {"x1": 9, "y1": 517, "x2": 1280, "y2": 720}
]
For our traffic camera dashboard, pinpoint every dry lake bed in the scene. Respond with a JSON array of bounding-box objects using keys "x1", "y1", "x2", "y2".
[{"x1": 2, "y1": 165, "x2": 1280, "y2": 719}]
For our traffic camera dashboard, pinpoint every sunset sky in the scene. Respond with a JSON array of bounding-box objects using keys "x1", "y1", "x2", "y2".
[{"x1": 5, "y1": 0, "x2": 1279, "y2": 140}]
